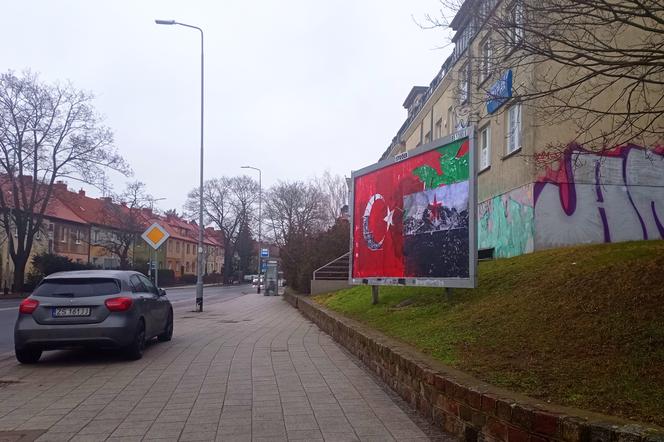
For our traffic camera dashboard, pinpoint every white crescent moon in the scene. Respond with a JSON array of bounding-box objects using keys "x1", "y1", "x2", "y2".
[{"x1": 362, "y1": 194, "x2": 385, "y2": 251}]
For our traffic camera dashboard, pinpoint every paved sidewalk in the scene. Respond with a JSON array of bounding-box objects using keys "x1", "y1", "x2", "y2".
[{"x1": 0, "y1": 294, "x2": 450, "y2": 441}]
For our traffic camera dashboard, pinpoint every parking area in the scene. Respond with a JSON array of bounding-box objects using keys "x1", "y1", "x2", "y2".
[{"x1": 0, "y1": 289, "x2": 449, "y2": 441}]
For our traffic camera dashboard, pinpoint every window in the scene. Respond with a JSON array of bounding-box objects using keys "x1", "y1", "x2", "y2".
[
  {"x1": 33, "y1": 278, "x2": 121, "y2": 298},
  {"x1": 130, "y1": 275, "x2": 148, "y2": 293},
  {"x1": 176, "y1": 241, "x2": 180, "y2": 253},
  {"x1": 139, "y1": 275, "x2": 158, "y2": 294},
  {"x1": 187, "y1": 243, "x2": 191, "y2": 254},
  {"x1": 480, "y1": 39, "x2": 492, "y2": 83},
  {"x1": 435, "y1": 119, "x2": 442, "y2": 139},
  {"x1": 459, "y1": 64, "x2": 469, "y2": 103},
  {"x1": 447, "y1": 106, "x2": 455, "y2": 134},
  {"x1": 480, "y1": 125, "x2": 491, "y2": 170},
  {"x1": 509, "y1": 1, "x2": 524, "y2": 46},
  {"x1": 75, "y1": 230, "x2": 82, "y2": 245},
  {"x1": 424, "y1": 131, "x2": 431, "y2": 144},
  {"x1": 60, "y1": 226, "x2": 67, "y2": 242},
  {"x1": 506, "y1": 104, "x2": 521, "y2": 154}
]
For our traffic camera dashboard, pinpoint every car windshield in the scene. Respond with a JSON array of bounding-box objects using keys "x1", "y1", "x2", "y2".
[{"x1": 32, "y1": 278, "x2": 121, "y2": 298}]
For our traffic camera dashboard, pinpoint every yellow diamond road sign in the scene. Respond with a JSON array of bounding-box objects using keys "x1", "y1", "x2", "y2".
[{"x1": 141, "y1": 222, "x2": 170, "y2": 250}]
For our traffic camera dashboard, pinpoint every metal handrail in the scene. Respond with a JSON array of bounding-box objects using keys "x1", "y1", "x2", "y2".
[{"x1": 313, "y1": 252, "x2": 350, "y2": 280}]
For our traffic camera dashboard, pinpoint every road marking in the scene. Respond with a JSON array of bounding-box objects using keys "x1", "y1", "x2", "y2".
[{"x1": 0, "y1": 306, "x2": 17, "y2": 312}]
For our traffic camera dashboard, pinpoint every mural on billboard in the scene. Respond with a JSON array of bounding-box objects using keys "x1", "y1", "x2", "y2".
[
  {"x1": 352, "y1": 137, "x2": 473, "y2": 282},
  {"x1": 478, "y1": 185, "x2": 534, "y2": 258},
  {"x1": 534, "y1": 144, "x2": 664, "y2": 249}
]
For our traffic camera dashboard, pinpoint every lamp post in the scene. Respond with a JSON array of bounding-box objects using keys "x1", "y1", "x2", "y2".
[
  {"x1": 155, "y1": 19, "x2": 205, "y2": 312},
  {"x1": 241, "y1": 166, "x2": 261, "y2": 294}
]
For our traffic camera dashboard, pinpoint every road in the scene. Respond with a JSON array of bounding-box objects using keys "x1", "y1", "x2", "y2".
[{"x1": 0, "y1": 284, "x2": 255, "y2": 357}]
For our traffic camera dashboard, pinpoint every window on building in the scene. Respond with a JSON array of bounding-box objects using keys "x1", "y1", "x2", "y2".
[
  {"x1": 186, "y1": 243, "x2": 190, "y2": 254},
  {"x1": 185, "y1": 262, "x2": 190, "y2": 272},
  {"x1": 176, "y1": 241, "x2": 180, "y2": 252},
  {"x1": 435, "y1": 119, "x2": 443, "y2": 139},
  {"x1": 424, "y1": 131, "x2": 431, "y2": 144},
  {"x1": 447, "y1": 106, "x2": 455, "y2": 134},
  {"x1": 480, "y1": 39, "x2": 492, "y2": 83},
  {"x1": 60, "y1": 226, "x2": 67, "y2": 242},
  {"x1": 506, "y1": 104, "x2": 522, "y2": 154},
  {"x1": 480, "y1": 125, "x2": 491, "y2": 170},
  {"x1": 459, "y1": 63, "x2": 469, "y2": 103},
  {"x1": 509, "y1": 1, "x2": 524, "y2": 46},
  {"x1": 75, "y1": 230, "x2": 82, "y2": 245}
]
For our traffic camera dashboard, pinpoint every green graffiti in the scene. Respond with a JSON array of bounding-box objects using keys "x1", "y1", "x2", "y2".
[
  {"x1": 479, "y1": 195, "x2": 534, "y2": 258},
  {"x1": 413, "y1": 140, "x2": 469, "y2": 189}
]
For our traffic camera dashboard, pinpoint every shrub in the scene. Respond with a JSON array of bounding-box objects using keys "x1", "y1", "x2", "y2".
[{"x1": 180, "y1": 274, "x2": 197, "y2": 284}]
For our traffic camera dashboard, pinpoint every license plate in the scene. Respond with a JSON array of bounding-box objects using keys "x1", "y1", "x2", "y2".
[{"x1": 52, "y1": 307, "x2": 91, "y2": 317}]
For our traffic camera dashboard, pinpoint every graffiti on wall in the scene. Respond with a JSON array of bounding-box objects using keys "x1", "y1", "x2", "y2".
[
  {"x1": 534, "y1": 144, "x2": 664, "y2": 249},
  {"x1": 478, "y1": 185, "x2": 534, "y2": 258}
]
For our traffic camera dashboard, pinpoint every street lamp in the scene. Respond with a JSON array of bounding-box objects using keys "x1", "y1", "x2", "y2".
[
  {"x1": 155, "y1": 19, "x2": 205, "y2": 312},
  {"x1": 241, "y1": 166, "x2": 262, "y2": 294}
]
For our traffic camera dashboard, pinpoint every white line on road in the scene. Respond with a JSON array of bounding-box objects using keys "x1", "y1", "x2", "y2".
[{"x1": 0, "y1": 306, "x2": 17, "y2": 312}]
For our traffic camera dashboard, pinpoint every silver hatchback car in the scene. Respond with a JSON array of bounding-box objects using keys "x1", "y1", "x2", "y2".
[{"x1": 14, "y1": 270, "x2": 173, "y2": 364}]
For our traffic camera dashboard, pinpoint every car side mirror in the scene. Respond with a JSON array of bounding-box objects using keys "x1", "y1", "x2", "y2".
[{"x1": 158, "y1": 288, "x2": 167, "y2": 297}]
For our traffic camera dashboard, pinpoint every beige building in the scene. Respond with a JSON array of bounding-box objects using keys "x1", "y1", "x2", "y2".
[{"x1": 381, "y1": 0, "x2": 664, "y2": 258}]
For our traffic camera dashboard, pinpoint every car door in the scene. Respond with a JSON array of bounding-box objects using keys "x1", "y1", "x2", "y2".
[
  {"x1": 138, "y1": 275, "x2": 164, "y2": 337},
  {"x1": 130, "y1": 275, "x2": 154, "y2": 336}
]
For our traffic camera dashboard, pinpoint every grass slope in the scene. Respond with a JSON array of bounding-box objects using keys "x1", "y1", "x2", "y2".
[{"x1": 315, "y1": 240, "x2": 664, "y2": 426}]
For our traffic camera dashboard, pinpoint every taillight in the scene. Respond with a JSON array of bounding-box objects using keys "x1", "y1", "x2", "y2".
[
  {"x1": 105, "y1": 297, "x2": 133, "y2": 312},
  {"x1": 19, "y1": 298, "x2": 39, "y2": 314}
]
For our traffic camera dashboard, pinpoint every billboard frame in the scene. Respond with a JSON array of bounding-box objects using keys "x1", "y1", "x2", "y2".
[{"x1": 348, "y1": 126, "x2": 477, "y2": 289}]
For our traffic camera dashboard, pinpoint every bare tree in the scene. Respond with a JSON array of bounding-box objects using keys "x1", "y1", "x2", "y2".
[
  {"x1": 263, "y1": 180, "x2": 327, "y2": 291},
  {"x1": 424, "y1": 0, "x2": 664, "y2": 155},
  {"x1": 0, "y1": 71, "x2": 129, "y2": 290},
  {"x1": 264, "y1": 180, "x2": 327, "y2": 248},
  {"x1": 185, "y1": 176, "x2": 258, "y2": 282},
  {"x1": 94, "y1": 181, "x2": 154, "y2": 269},
  {"x1": 314, "y1": 171, "x2": 349, "y2": 227}
]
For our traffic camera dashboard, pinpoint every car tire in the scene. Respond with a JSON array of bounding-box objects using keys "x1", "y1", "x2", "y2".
[
  {"x1": 15, "y1": 347, "x2": 42, "y2": 364},
  {"x1": 125, "y1": 319, "x2": 146, "y2": 360},
  {"x1": 157, "y1": 310, "x2": 173, "y2": 342}
]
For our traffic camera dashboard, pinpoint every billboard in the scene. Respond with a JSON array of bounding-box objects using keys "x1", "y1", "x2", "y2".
[{"x1": 349, "y1": 128, "x2": 477, "y2": 288}]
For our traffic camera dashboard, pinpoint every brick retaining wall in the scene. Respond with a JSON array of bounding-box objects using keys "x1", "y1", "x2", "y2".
[{"x1": 284, "y1": 293, "x2": 664, "y2": 442}]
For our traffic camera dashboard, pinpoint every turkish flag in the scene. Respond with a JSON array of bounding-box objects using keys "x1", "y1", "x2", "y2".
[{"x1": 352, "y1": 149, "x2": 443, "y2": 278}]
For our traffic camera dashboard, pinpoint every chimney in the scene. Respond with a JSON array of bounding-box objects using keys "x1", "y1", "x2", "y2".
[
  {"x1": 78, "y1": 189, "x2": 85, "y2": 197},
  {"x1": 19, "y1": 175, "x2": 33, "y2": 184},
  {"x1": 54, "y1": 181, "x2": 67, "y2": 192}
]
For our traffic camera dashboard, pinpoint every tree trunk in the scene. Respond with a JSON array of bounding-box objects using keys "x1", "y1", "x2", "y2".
[{"x1": 12, "y1": 255, "x2": 28, "y2": 293}]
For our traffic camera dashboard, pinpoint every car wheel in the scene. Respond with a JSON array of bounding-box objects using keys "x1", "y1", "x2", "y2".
[
  {"x1": 157, "y1": 310, "x2": 173, "y2": 342},
  {"x1": 125, "y1": 319, "x2": 146, "y2": 360},
  {"x1": 15, "y1": 347, "x2": 42, "y2": 364}
]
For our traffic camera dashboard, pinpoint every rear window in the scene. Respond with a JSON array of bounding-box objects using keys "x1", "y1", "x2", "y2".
[{"x1": 32, "y1": 278, "x2": 121, "y2": 298}]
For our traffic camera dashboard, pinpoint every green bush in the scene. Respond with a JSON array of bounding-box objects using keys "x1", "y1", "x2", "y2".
[{"x1": 26, "y1": 253, "x2": 94, "y2": 291}]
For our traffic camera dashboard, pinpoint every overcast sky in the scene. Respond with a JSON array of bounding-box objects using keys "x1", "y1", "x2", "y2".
[{"x1": 3, "y1": 0, "x2": 452, "y2": 214}]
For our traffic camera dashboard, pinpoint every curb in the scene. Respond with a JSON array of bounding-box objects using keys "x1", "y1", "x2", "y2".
[{"x1": 284, "y1": 293, "x2": 664, "y2": 442}]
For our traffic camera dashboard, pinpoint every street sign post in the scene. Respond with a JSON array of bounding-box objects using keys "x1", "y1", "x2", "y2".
[
  {"x1": 141, "y1": 223, "x2": 170, "y2": 288},
  {"x1": 260, "y1": 248, "x2": 269, "y2": 258}
]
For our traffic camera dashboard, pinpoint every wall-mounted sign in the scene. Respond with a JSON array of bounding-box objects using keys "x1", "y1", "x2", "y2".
[
  {"x1": 260, "y1": 248, "x2": 269, "y2": 258},
  {"x1": 486, "y1": 70, "x2": 513, "y2": 114}
]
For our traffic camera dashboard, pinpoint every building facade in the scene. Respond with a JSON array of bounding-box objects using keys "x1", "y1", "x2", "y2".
[{"x1": 382, "y1": 0, "x2": 664, "y2": 258}]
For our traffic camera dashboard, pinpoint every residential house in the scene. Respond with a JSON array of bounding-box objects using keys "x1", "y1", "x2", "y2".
[{"x1": 380, "y1": 0, "x2": 664, "y2": 258}]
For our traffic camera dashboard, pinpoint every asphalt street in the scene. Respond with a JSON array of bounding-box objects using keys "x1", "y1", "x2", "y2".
[{"x1": 0, "y1": 284, "x2": 255, "y2": 358}]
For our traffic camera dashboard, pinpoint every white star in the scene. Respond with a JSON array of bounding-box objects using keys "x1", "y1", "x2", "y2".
[{"x1": 383, "y1": 207, "x2": 394, "y2": 231}]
